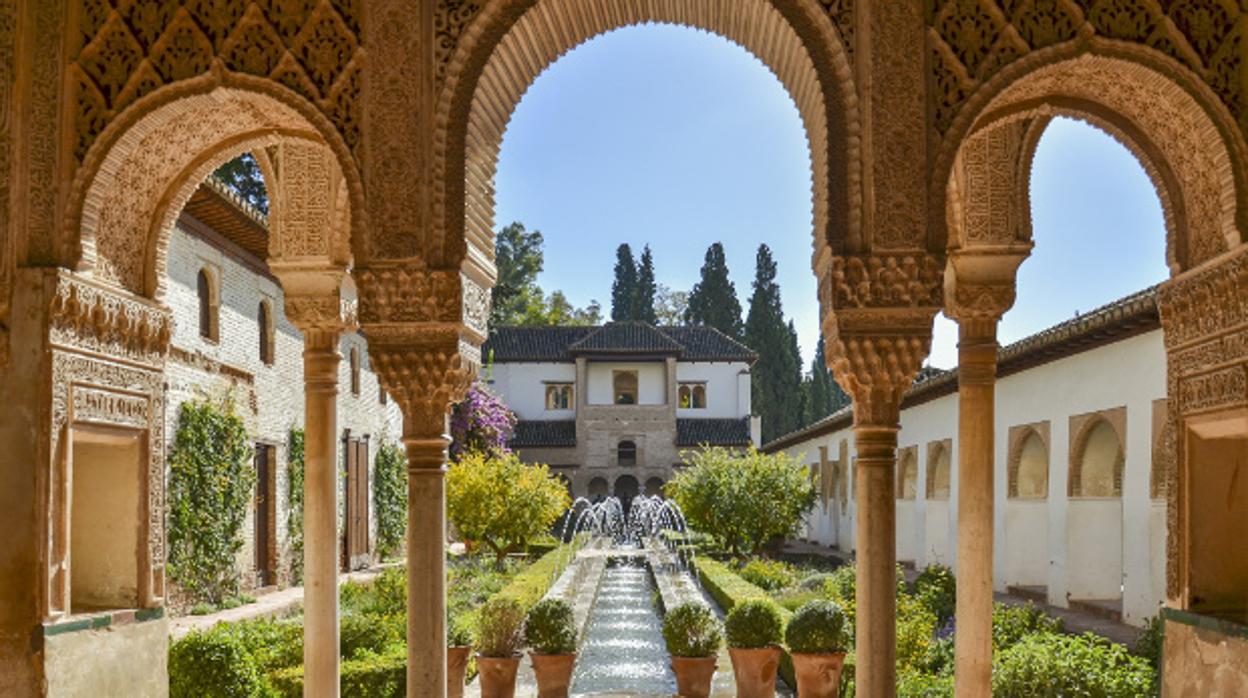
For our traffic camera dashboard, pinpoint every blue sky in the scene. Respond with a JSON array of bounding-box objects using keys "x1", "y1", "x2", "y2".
[{"x1": 495, "y1": 25, "x2": 1168, "y2": 369}]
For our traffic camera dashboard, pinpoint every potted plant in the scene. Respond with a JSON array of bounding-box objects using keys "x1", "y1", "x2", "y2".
[
  {"x1": 447, "y1": 613, "x2": 475, "y2": 698},
  {"x1": 524, "y1": 598, "x2": 579, "y2": 698},
  {"x1": 662, "y1": 602, "x2": 723, "y2": 698},
  {"x1": 724, "y1": 599, "x2": 785, "y2": 698},
  {"x1": 476, "y1": 597, "x2": 526, "y2": 698},
  {"x1": 785, "y1": 600, "x2": 850, "y2": 698}
]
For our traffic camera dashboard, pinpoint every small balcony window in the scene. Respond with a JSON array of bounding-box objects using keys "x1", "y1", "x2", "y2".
[
  {"x1": 618, "y1": 440, "x2": 637, "y2": 467},
  {"x1": 613, "y1": 370, "x2": 638, "y2": 405},
  {"x1": 545, "y1": 383, "x2": 573, "y2": 410}
]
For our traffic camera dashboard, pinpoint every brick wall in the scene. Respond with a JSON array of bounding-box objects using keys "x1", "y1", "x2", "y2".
[{"x1": 165, "y1": 213, "x2": 404, "y2": 590}]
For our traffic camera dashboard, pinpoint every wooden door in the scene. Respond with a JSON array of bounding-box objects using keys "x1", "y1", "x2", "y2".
[
  {"x1": 343, "y1": 436, "x2": 371, "y2": 571},
  {"x1": 254, "y1": 444, "x2": 275, "y2": 586}
]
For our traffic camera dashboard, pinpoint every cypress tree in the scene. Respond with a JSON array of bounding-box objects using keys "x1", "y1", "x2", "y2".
[
  {"x1": 808, "y1": 336, "x2": 832, "y2": 424},
  {"x1": 685, "y1": 242, "x2": 744, "y2": 339},
  {"x1": 744, "y1": 244, "x2": 804, "y2": 443},
  {"x1": 611, "y1": 244, "x2": 638, "y2": 321},
  {"x1": 634, "y1": 245, "x2": 659, "y2": 324}
]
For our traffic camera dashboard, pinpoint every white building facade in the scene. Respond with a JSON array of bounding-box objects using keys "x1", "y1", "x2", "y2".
[
  {"x1": 166, "y1": 181, "x2": 403, "y2": 591},
  {"x1": 766, "y1": 289, "x2": 1167, "y2": 627},
  {"x1": 483, "y1": 323, "x2": 760, "y2": 503}
]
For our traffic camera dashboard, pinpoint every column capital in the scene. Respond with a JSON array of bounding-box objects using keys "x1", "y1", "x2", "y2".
[
  {"x1": 825, "y1": 317, "x2": 936, "y2": 428},
  {"x1": 366, "y1": 326, "x2": 477, "y2": 449},
  {"x1": 274, "y1": 266, "x2": 358, "y2": 350},
  {"x1": 942, "y1": 249, "x2": 1028, "y2": 330}
]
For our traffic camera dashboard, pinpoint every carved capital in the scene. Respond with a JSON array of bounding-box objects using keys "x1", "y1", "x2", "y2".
[
  {"x1": 48, "y1": 270, "x2": 172, "y2": 362},
  {"x1": 273, "y1": 266, "x2": 357, "y2": 348},
  {"x1": 942, "y1": 249, "x2": 1028, "y2": 329},
  {"x1": 356, "y1": 263, "x2": 460, "y2": 324},
  {"x1": 821, "y1": 254, "x2": 944, "y2": 312},
  {"x1": 366, "y1": 326, "x2": 478, "y2": 447},
  {"x1": 824, "y1": 314, "x2": 934, "y2": 427}
]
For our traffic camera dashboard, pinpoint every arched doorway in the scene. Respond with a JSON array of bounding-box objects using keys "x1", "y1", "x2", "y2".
[
  {"x1": 614, "y1": 474, "x2": 641, "y2": 513},
  {"x1": 588, "y1": 477, "x2": 610, "y2": 503},
  {"x1": 644, "y1": 477, "x2": 665, "y2": 498}
]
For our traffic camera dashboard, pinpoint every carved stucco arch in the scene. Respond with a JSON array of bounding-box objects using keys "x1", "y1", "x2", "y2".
[
  {"x1": 68, "y1": 75, "x2": 364, "y2": 300},
  {"x1": 1069, "y1": 413, "x2": 1126, "y2": 499},
  {"x1": 936, "y1": 44, "x2": 1247, "y2": 275},
  {"x1": 437, "y1": 0, "x2": 858, "y2": 278},
  {"x1": 1007, "y1": 425, "x2": 1050, "y2": 500}
]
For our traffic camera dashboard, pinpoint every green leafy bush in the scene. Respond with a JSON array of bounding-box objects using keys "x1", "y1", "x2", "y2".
[
  {"x1": 341, "y1": 612, "x2": 403, "y2": 659},
  {"x1": 374, "y1": 442, "x2": 407, "y2": 559},
  {"x1": 662, "y1": 602, "x2": 723, "y2": 658},
  {"x1": 167, "y1": 400, "x2": 255, "y2": 604},
  {"x1": 270, "y1": 647, "x2": 406, "y2": 698},
  {"x1": 896, "y1": 669, "x2": 953, "y2": 697},
  {"x1": 490, "y1": 543, "x2": 577, "y2": 610},
  {"x1": 913, "y1": 565, "x2": 956, "y2": 625},
  {"x1": 286, "y1": 428, "x2": 305, "y2": 584},
  {"x1": 524, "y1": 598, "x2": 577, "y2": 655},
  {"x1": 449, "y1": 612, "x2": 475, "y2": 647},
  {"x1": 666, "y1": 447, "x2": 816, "y2": 556},
  {"x1": 895, "y1": 592, "x2": 938, "y2": 674},
  {"x1": 739, "y1": 559, "x2": 797, "y2": 591},
  {"x1": 992, "y1": 632, "x2": 1156, "y2": 697},
  {"x1": 214, "y1": 619, "x2": 304, "y2": 674},
  {"x1": 168, "y1": 629, "x2": 265, "y2": 698},
  {"x1": 725, "y1": 599, "x2": 785, "y2": 649},
  {"x1": 785, "y1": 600, "x2": 850, "y2": 654},
  {"x1": 477, "y1": 597, "x2": 526, "y2": 657},
  {"x1": 992, "y1": 602, "x2": 1063, "y2": 651},
  {"x1": 447, "y1": 452, "x2": 571, "y2": 565},
  {"x1": 1133, "y1": 614, "x2": 1164, "y2": 670}
]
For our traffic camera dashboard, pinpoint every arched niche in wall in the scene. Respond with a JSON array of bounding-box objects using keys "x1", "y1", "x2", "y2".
[{"x1": 1008, "y1": 424, "x2": 1050, "y2": 500}]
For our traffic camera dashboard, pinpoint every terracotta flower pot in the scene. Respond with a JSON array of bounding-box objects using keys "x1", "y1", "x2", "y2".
[
  {"x1": 476, "y1": 655, "x2": 521, "y2": 698},
  {"x1": 530, "y1": 652, "x2": 577, "y2": 698},
  {"x1": 790, "y1": 652, "x2": 847, "y2": 698},
  {"x1": 670, "y1": 655, "x2": 718, "y2": 698},
  {"x1": 447, "y1": 646, "x2": 471, "y2": 698},
  {"x1": 728, "y1": 646, "x2": 782, "y2": 698}
]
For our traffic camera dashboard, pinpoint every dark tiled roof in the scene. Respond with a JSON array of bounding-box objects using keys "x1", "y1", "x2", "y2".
[
  {"x1": 180, "y1": 178, "x2": 269, "y2": 260},
  {"x1": 510, "y1": 420, "x2": 577, "y2": 448},
  {"x1": 676, "y1": 418, "x2": 753, "y2": 447},
  {"x1": 484, "y1": 323, "x2": 756, "y2": 363},
  {"x1": 570, "y1": 322, "x2": 685, "y2": 356}
]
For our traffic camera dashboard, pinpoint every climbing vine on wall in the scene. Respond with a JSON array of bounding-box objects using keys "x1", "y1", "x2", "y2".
[
  {"x1": 374, "y1": 442, "x2": 407, "y2": 559},
  {"x1": 167, "y1": 400, "x2": 255, "y2": 604},
  {"x1": 286, "y1": 428, "x2": 305, "y2": 584}
]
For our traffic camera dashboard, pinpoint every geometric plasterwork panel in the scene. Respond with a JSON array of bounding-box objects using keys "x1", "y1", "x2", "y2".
[
  {"x1": 71, "y1": 1, "x2": 361, "y2": 163},
  {"x1": 950, "y1": 119, "x2": 1032, "y2": 247},
  {"x1": 929, "y1": 0, "x2": 1244, "y2": 136}
]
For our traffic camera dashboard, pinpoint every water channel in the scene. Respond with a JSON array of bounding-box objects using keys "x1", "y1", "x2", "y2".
[{"x1": 569, "y1": 557, "x2": 676, "y2": 695}]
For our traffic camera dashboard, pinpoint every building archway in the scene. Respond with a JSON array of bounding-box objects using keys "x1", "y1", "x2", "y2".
[
  {"x1": 614, "y1": 475, "x2": 641, "y2": 514},
  {"x1": 588, "y1": 477, "x2": 610, "y2": 502},
  {"x1": 644, "y1": 477, "x2": 665, "y2": 498},
  {"x1": 1005, "y1": 425, "x2": 1050, "y2": 590},
  {"x1": 1067, "y1": 414, "x2": 1126, "y2": 608}
]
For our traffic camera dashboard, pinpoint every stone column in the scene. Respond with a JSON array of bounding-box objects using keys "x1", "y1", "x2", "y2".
[
  {"x1": 945, "y1": 256, "x2": 1021, "y2": 698},
  {"x1": 825, "y1": 311, "x2": 937, "y2": 698},
  {"x1": 282, "y1": 287, "x2": 356, "y2": 698},
  {"x1": 368, "y1": 342, "x2": 473, "y2": 698}
]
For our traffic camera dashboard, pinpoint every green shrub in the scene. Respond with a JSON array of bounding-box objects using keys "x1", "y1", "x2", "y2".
[
  {"x1": 992, "y1": 602, "x2": 1063, "y2": 651},
  {"x1": 341, "y1": 612, "x2": 403, "y2": 659},
  {"x1": 524, "y1": 598, "x2": 577, "y2": 655},
  {"x1": 168, "y1": 629, "x2": 265, "y2": 698},
  {"x1": 477, "y1": 597, "x2": 526, "y2": 657},
  {"x1": 1133, "y1": 614, "x2": 1164, "y2": 670},
  {"x1": 215, "y1": 619, "x2": 304, "y2": 674},
  {"x1": 447, "y1": 451, "x2": 570, "y2": 565},
  {"x1": 490, "y1": 543, "x2": 577, "y2": 610},
  {"x1": 785, "y1": 600, "x2": 850, "y2": 654},
  {"x1": 449, "y1": 612, "x2": 475, "y2": 647},
  {"x1": 738, "y1": 559, "x2": 797, "y2": 591},
  {"x1": 775, "y1": 589, "x2": 821, "y2": 612},
  {"x1": 992, "y1": 632, "x2": 1156, "y2": 697},
  {"x1": 374, "y1": 443, "x2": 408, "y2": 559},
  {"x1": 895, "y1": 592, "x2": 938, "y2": 674},
  {"x1": 286, "y1": 428, "x2": 305, "y2": 584},
  {"x1": 696, "y1": 558, "x2": 776, "y2": 612},
  {"x1": 798, "y1": 572, "x2": 836, "y2": 591},
  {"x1": 896, "y1": 669, "x2": 953, "y2": 697},
  {"x1": 913, "y1": 565, "x2": 956, "y2": 624},
  {"x1": 725, "y1": 599, "x2": 785, "y2": 649},
  {"x1": 269, "y1": 647, "x2": 406, "y2": 698},
  {"x1": 662, "y1": 603, "x2": 723, "y2": 658},
  {"x1": 167, "y1": 400, "x2": 255, "y2": 604}
]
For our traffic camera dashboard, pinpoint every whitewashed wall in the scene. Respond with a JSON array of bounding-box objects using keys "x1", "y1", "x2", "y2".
[
  {"x1": 487, "y1": 363, "x2": 577, "y2": 420},
  {"x1": 778, "y1": 330, "x2": 1167, "y2": 626},
  {"x1": 586, "y1": 361, "x2": 667, "y2": 405},
  {"x1": 674, "y1": 363, "x2": 752, "y2": 418}
]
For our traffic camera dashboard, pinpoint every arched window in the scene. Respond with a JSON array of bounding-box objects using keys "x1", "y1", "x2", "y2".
[
  {"x1": 588, "y1": 477, "x2": 609, "y2": 501},
  {"x1": 678, "y1": 384, "x2": 691, "y2": 408},
  {"x1": 926, "y1": 443, "x2": 951, "y2": 500},
  {"x1": 257, "y1": 301, "x2": 274, "y2": 365},
  {"x1": 613, "y1": 370, "x2": 638, "y2": 404},
  {"x1": 618, "y1": 440, "x2": 637, "y2": 466},
  {"x1": 545, "y1": 383, "x2": 573, "y2": 410},
  {"x1": 196, "y1": 268, "x2": 218, "y2": 341},
  {"x1": 897, "y1": 449, "x2": 918, "y2": 500},
  {"x1": 1010, "y1": 430, "x2": 1049, "y2": 499},
  {"x1": 693, "y1": 385, "x2": 706, "y2": 409},
  {"x1": 645, "y1": 477, "x2": 665, "y2": 498},
  {"x1": 1071, "y1": 419, "x2": 1124, "y2": 498},
  {"x1": 678, "y1": 383, "x2": 708, "y2": 409},
  {"x1": 350, "y1": 347, "x2": 361, "y2": 397}
]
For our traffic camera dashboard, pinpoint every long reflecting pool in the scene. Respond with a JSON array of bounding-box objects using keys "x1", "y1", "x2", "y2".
[{"x1": 570, "y1": 557, "x2": 675, "y2": 695}]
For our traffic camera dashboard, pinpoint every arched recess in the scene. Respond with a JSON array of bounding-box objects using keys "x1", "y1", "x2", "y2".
[
  {"x1": 1008, "y1": 427, "x2": 1049, "y2": 500},
  {"x1": 924, "y1": 440, "x2": 953, "y2": 567},
  {"x1": 896, "y1": 446, "x2": 918, "y2": 564},
  {"x1": 1070, "y1": 418, "x2": 1125, "y2": 499},
  {"x1": 438, "y1": 0, "x2": 859, "y2": 279},
  {"x1": 925, "y1": 442, "x2": 952, "y2": 500},
  {"x1": 1066, "y1": 412, "x2": 1126, "y2": 603},
  {"x1": 67, "y1": 81, "x2": 363, "y2": 300},
  {"x1": 940, "y1": 50, "x2": 1247, "y2": 274},
  {"x1": 1006, "y1": 424, "x2": 1050, "y2": 588}
]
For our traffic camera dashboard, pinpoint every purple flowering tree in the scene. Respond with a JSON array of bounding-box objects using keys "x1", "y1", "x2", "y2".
[{"x1": 449, "y1": 381, "x2": 517, "y2": 462}]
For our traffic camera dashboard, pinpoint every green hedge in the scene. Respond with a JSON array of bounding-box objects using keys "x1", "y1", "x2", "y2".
[
  {"x1": 489, "y1": 540, "x2": 578, "y2": 610},
  {"x1": 695, "y1": 557, "x2": 795, "y2": 688},
  {"x1": 269, "y1": 648, "x2": 406, "y2": 698}
]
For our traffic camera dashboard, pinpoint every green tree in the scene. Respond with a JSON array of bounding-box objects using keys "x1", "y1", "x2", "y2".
[
  {"x1": 286, "y1": 428, "x2": 305, "y2": 584},
  {"x1": 685, "y1": 242, "x2": 744, "y2": 339},
  {"x1": 634, "y1": 245, "x2": 659, "y2": 324},
  {"x1": 446, "y1": 452, "x2": 571, "y2": 565},
  {"x1": 744, "y1": 245, "x2": 804, "y2": 443},
  {"x1": 492, "y1": 222, "x2": 546, "y2": 326},
  {"x1": 804, "y1": 336, "x2": 849, "y2": 427},
  {"x1": 611, "y1": 244, "x2": 638, "y2": 321},
  {"x1": 167, "y1": 399, "x2": 255, "y2": 604},
  {"x1": 374, "y1": 442, "x2": 407, "y2": 559},
  {"x1": 666, "y1": 447, "x2": 816, "y2": 557},
  {"x1": 654, "y1": 284, "x2": 689, "y2": 325},
  {"x1": 213, "y1": 154, "x2": 268, "y2": 214}
]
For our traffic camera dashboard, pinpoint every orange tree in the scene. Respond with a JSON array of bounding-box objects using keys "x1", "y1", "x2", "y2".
[{"x1": 446, "y1": 451, "x2": 570, "y2": 566}]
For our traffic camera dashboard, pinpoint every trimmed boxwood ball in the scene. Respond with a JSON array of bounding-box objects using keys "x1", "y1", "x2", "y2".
[
  {"x1": 524, "y1": 598, "x2": 578, "y2": 655},
  {"x1": 168, "y1": 629, "x2": 264, "y2": 698},
  {"x1": 477, "y1": 596, "x2": 526, "y2": 657},
  {"x1": 785, "y1": 600, "x2": 850, "y2": 654},
  {"x1": 662, "y1": 602, "x2": 723, "y2": 658},
  {"x1": 724, "y1": 598, "x2": 785, "y2": 649}
]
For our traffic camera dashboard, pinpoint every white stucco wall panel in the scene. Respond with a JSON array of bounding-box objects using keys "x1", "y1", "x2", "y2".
[
  {"x1": 675, "y1": 362, "x2": 751, "y2": 418},
  {"x1": 1005, "y1": 501, "x2": 1049, "y2": 586},
  {"x1": 1066, "y1": 499, "x2": 1124, "y2": 601},
  {"x1": 488, "y1": 363, "x2": 577, "y2": 420},
  {"x1": 586, "y1": 361, "x2": 667, "y2": 405}
]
